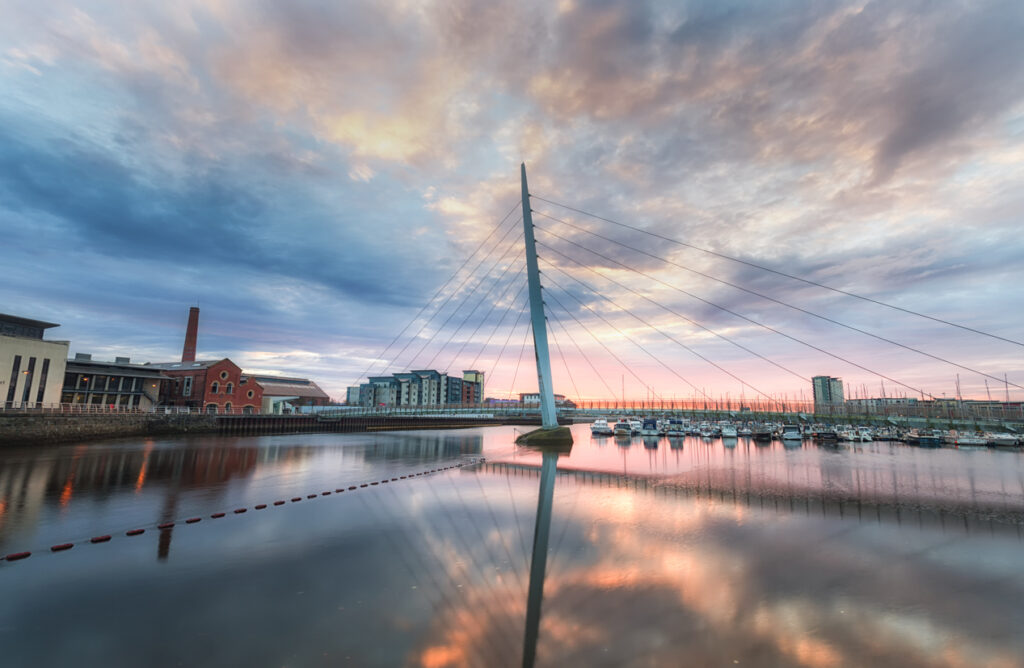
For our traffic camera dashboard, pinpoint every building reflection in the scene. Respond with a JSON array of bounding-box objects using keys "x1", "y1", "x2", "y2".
[{"x1": 0, "y1": 432, "x2": 485, "y2": 557}]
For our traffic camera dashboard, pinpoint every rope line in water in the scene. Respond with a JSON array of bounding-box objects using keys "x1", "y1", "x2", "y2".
[{"x1": 1, "y1": 461, "x2": 481, "y2": 565}]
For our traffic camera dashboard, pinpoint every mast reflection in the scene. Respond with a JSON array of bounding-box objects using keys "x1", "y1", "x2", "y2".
[{"x1": 522, "y1": 442, "x2": 572, "y2": 668}]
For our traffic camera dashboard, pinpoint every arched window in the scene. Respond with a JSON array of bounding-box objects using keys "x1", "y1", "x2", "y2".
[
  {"x1": 224, "y1": 402, "x2": 232, "y2": 414},
  {"x1": 225, "y1": 382, "x2": 234, "y2": 395},
  {"x1": 206, "y1": 404, "x2": 218, "y2": 414},
  {"x1": 243, "y1": 406, "x2": 254, "y2": 415},
  {"x1": 211, "y1": 381, "x2": 219, "y2": 394}
]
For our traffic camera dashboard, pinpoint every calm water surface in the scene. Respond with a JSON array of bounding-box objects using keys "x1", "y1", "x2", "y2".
[{"x1": 1, "y1": 424, "x2": 1021, "y2": 667}]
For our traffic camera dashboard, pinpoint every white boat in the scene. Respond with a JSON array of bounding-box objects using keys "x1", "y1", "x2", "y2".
[
  {"x1": 629, "y1": 419, "x2": 642, "y2": 435},
  {"x1": 780, "y1": 424, "x2": 801, "y2": 440},
  {"x1": 591, "y1": 418, "x2": 614, "y2": 436},
  {"x1": 640, "y1": 418, "x2": 660, "y2": 437},
  {"x1": 954, "y1": 434, "x2": 988, "y2": 446},
  {"x1": 987, "y1": 433, "x2": 1018, "y2": 447},
  {"x1": 738, "y1": 426, "x2": 753, "y2": 437},
  {"x1": 856, "y1": 428, "x2": 873, "y2": 442},
  {"x1": 720, "y1": 424, "x2": 738, "y2": 438},
  {"x1": 613, "y1": 421, "x2": 632, "y2": 437},
  {"x1": 666, "y1": 419, "x2": 685, "y2": 436}
]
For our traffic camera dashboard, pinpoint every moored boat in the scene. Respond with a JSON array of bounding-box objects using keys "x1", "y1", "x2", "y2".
[
  {"x1": 591, "y1": 418, "x2": 614, "y2": 436},
  {"x1": 780, "y1": 424, "x2": 801, "y2": 441}
]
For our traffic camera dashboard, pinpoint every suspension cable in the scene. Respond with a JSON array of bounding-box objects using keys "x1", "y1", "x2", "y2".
[
  {"x1": 536, "y1": 224, "x2": 937, "y2": 400},
  {"x1": 469, "y1": 283, "x2": 529, "y2": 371},
  {"x1": 543, "y1": 276, "x2": 710, "y2": 401},
  {"x1": 531, "y1": 194, "x2": 1024, "y2": 348},
  {"x1": 387, "y1": 224, "x2": 523, "y2": 375},
  {"x1": 542, "y1": 287, "x2": 668, "y2": 402},
  {"x1": 537, "y1": 240, "x2": 809, "y2": 384},
  {"x1": 352, "y1": 200, "x2": 520, "y2": 384},
  {"x1": 421, "y1": 249, "x2": 526, "y2": 371},
  {"x1": 547, "y1": 313, "x2": 584, "y2": 404},
  {"x1": 539, "y1": 256, "x2": 774, "y2": 399},
  {"x1": 485, "y1": 302, "x2": 530, "y2": 389},
  {"x1": 534, "y1": 212, "x2": 1020, "y2": 394},
  {"x1": 545, "y1": 307, "x2": 620, "y2": 401},
  {"x1": 444, "y1": 271, "x2": 528, "y2": 373}
]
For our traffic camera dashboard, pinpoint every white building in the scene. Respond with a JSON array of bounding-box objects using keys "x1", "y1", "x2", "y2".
[{"x1": 1, "y1": 313, "x2": 69, "y2": 408}]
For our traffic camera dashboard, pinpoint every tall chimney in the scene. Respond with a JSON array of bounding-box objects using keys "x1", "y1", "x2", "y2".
[{"x1": 181, "y1": 307, "x2": 199, "y2": 362}]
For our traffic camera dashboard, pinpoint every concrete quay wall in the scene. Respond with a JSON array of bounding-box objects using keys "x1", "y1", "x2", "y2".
[{"x1": 0, "y1": 413, "x2": 218, "y2": 447}]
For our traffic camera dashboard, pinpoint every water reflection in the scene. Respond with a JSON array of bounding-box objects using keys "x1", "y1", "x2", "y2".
[
  {"x1": 0, "y1": 431, "x2": 483, "y2": 554},
  {"x1": 1, "y1": 426, "x2": 1022, "y2": 667}
]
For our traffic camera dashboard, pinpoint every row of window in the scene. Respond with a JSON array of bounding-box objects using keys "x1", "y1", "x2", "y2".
[
  {"x1": 66, "y1": 373, "x2": 147, "y2": 393},
  {"x1": 60, "y1": 393, "x2": 142, "y2": 407},
  {"x1": 6, "y1": 355, "x2": 51, "y2": 405}
]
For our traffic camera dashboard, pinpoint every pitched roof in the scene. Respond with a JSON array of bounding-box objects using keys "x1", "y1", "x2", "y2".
[
  {"x1": 143, "y1": 360, "x2": 224, "y2": 370},
  {"x1": 255, "y1": 378, "x2": 329, "y2": 399}
]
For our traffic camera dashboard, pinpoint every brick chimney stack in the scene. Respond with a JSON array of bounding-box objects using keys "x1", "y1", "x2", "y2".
[{"x1": 181, "y1": 307, "x2": 199, "y2": 363}]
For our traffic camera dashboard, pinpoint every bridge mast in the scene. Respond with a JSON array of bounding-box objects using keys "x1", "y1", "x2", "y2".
[{"x1": 520, "y1": 163, "x2": 558, "y2": 429}]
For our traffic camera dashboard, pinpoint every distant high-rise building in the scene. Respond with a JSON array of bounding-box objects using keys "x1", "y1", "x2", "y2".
[
  {"x1": 463, "y1": 370, "x2": 484, "y2": 404},
  {"x1": 812, "y1": 376, "x2": 844, "y2": 412}
]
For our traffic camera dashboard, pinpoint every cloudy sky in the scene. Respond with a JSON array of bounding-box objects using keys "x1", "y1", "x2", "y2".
[{"x1": 1, "y1": 0, "x2": 1022, "y2": 403}]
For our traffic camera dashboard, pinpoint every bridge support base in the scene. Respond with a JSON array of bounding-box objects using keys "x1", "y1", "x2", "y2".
[{"x1": 515, "y1": 426, "x2": 573, "y2": 449}]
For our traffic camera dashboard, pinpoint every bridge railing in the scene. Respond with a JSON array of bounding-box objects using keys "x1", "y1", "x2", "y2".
[{"x1": 326, "y1": 399, "x2": 1024, "y2": 425}]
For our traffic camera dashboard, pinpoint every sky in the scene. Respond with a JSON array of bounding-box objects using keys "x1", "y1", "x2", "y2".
[{"x1": 1, "y1": 0, "x2": 1023, "y2": 404}]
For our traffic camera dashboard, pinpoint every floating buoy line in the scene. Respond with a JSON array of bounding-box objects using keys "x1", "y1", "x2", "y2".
[{"x1": 2, "y1": 460, "x2": 481, "y2": 565}]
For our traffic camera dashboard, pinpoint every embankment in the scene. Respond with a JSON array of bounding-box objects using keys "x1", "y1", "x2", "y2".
[{"x1": 0, "y1": 413, "x2": 218, "y2": 447}]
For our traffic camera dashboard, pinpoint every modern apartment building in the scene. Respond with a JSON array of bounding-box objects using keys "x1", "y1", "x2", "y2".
[{"x1": 812, "y1": 375, "x2": 845, "y2": 412}]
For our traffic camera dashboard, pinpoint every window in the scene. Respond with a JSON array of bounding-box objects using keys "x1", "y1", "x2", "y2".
[
  {"x1": 21, "y1": 357, "x2": 36, "y2": 404},
  {"x1": 183, "y1": 376, "x2": 193, "y2": 397},
  {"x1": 220, "y1": 370, "x2": 229, "y2": 380},
  {"x1": 247, "y1": 389, "x2": 254, "y2": 399},
  {"x1": 224, "y1": 402, "x2": 232, "y2": 414},
  {"x1": 206, "y1": 404, "x2": 218, "y2": 414},
  {"x1": 211, "y1": 381, "x2": 219, "y2": 394},
  {"x1": 225, "y1": 382, "x2": 233, "y2": 395},
  {"x1": 35, "y1": 359, "x2": 50, "y2": 404},
  {"x1": 6, "y1": 355, "x2": 21, "y2": 405}
]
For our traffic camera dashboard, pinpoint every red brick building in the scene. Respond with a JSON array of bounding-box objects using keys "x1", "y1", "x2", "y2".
[{"x1": 148, "y1": 359, "x2": 262, "y2": 414}]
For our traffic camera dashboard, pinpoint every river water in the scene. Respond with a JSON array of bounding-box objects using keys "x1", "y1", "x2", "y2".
[{"x1": 1, "y1": 424, "x2": 1021, "y2": 667}]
